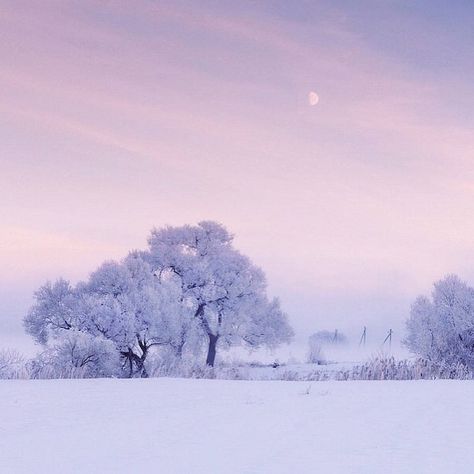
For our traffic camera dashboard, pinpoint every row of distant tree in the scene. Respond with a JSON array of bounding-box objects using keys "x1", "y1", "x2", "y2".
[{"x1": 6, "y1": 221, "x2": 474, "y2": 379}]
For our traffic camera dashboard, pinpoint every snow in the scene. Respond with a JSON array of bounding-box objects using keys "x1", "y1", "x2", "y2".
[{"x1": 1, "y1": 378, "x2": 473, "y2": 473}]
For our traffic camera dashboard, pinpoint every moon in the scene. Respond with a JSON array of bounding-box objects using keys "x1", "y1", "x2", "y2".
[{"x1": 308, "y1": 91, "x2": 319, "y2": 106}]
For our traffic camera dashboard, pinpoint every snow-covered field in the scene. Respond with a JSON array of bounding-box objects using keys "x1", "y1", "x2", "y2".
[{"x1": 1, "y1": 378, "x2": 473, "y2": 473}]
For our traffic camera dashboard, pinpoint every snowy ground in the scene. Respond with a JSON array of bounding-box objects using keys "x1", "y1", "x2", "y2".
[{"x1": 1, "y1": 378, "x2": 473, "y2": 474}]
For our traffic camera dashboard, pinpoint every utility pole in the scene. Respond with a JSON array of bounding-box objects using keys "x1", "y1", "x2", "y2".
[
  {"x1": 333, "y1": 329, "x2": 338, "y2": 344},
  {"x1": 383, "y1": 329, "x2": 393, "y2": 351},
  {"x1": 359, "y1": 326, "x2": 367, "y2": 347}
]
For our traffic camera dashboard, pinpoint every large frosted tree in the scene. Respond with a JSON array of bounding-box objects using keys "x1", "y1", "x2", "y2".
[{"x1": 146, "y1": 221, "x2": 293, "y2": 366}]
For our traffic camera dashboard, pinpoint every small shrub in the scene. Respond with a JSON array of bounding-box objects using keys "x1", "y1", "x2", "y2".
[
  {"x1": 27, "y1": 332, "x2": 121, "y2": 379},
  {"x1": 0, "y1": 349, "x2": 27, "y2": 379}
]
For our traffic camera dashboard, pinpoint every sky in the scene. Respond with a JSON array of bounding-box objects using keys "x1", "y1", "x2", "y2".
[{"x1": 1, "y1": 0, "x2": 473, "y2": 354}]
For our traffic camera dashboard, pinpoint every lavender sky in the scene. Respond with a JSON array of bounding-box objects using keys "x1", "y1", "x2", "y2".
[{"x1": 1, "y1": 1, "x2": 473, "y2": 353}]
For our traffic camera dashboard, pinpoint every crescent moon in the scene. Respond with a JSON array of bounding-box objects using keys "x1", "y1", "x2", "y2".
[{"x1": 308, "y1": 91, "x2": 319, "y2": 106}]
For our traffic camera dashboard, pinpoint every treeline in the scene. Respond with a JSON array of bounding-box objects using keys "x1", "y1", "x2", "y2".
[{"x1": 1, "y1": 222, "x2": 474, "y2": 381}]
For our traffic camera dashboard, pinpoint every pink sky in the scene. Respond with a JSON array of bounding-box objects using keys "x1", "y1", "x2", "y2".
[{"x1": 1, "y1": 1, "x2": 473, "y2": 350}]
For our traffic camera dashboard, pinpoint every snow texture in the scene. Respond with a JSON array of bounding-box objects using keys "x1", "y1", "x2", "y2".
[{"x1": 1, "y1": 377, "x2": 473, "y2": 473}]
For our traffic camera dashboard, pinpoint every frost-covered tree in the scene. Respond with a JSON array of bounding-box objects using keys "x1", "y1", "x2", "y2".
[
  {"x1": 404, "y1": 295, "x2": 436, "y2": 360},
  {"x1": 76, "y1": 255, "x2": 186, "y2": 377},
  {"x1": 404, "y1": 275, "x2": 474, "y2": 369},
  {"x1": 24, "y1": 278, "x2": 77, "y2": 345},
  {"x1": 146, "y1": 221, "x2": 293, "y2": 366},
  {"x1": 25, "y1": 254, "x2": 185, "y2": 377},
  {"x1": 0, "y1": 349, "x2": 25, "y2": 379}
]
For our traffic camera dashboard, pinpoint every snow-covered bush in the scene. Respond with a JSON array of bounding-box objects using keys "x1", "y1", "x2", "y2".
[
  {"x1": 215, "y1": 366, "x2": 249, "y2": 380},
  {"x1": 404, "y1": 274, "x2": 474, "y2": 369},
  {"x1": 0, "y1": 349, "x2": 27, "y2": 379},
  {"x1": 145, "y1": 351, "x2": 253, "y2": 380},
  {"x1": 342, "y1": 357, "x2": 473, "y2": 381},
  {"x1": 307, "y1": 330, "x2": 347, "y2": 364},
  {"x1": 143, "y1": 348, "x2": 214, "y2": 378},
  {"x1": 280, "y1": 370, "x2": 306, "y2": 381},
  {"x1": 259, "y1": 357, "x2": 473, "y2": 382},
  {"x1": 307, "y1": 337, "x2": 326, "y2": 364},
  {"x1": 27, "y1": 331, "x2": 121, "y2": 379}
]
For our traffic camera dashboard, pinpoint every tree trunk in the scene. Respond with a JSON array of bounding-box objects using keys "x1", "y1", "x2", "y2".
[
  {"x1": 121, "y1": 350, "x2": 134, "y2": 378},
  {"x1": 206, "y1": 334, "x2": 218, "y2": 367},
  {"x1": 139, "y1": 362, "x2": 148, "y2": 378},
  {"x1": 122, "y1": 349, "x2": 148, "y2": 378},
  {"x1": 134, "y1": 353, "x2": 148, "y2": 378}
]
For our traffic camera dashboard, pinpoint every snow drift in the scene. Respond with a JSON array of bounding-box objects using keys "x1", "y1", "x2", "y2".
[{"x1": 1, "y1": 377, "x2": 473, "y2": 473}]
